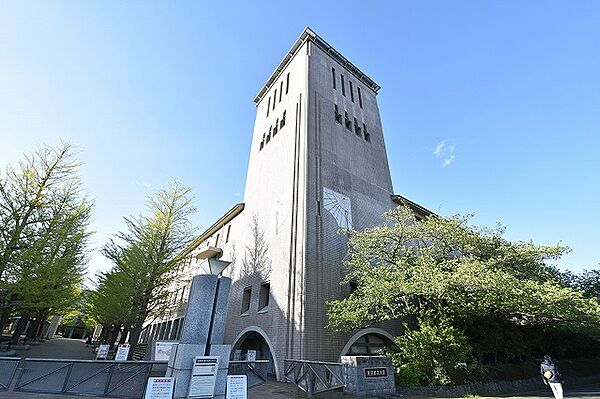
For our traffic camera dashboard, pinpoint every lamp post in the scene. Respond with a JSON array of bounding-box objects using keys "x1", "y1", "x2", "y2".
[{"x1": 166, "y1": 247, "x2": 232, "y2": 399}]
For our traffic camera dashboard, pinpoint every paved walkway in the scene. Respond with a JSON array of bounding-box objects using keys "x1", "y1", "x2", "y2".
[
  {"x1": 1, "y1": 383, "x2": 599, "y2": 399},
  {"x1": 11, "y1": 338, "x2": 95, "y2": 360}
]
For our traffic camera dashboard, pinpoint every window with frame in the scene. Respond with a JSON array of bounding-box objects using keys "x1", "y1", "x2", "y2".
[
  {"x1": 279, "y1": 81, "x2": 283, "y2": 102},
  {"x1": 363, "y1": 124, "x2": 371, "y2": 142},
  {"x1": 332, "y1": 67, "x2": 336, "y2": 90},
  {"x1": 354, "y1": 118, "x2": 361, "y2": 137},
  {"x1": 358, "y1": 87, "x2": 363, "y2": 109},
  {"x1": 341, "y1": 74, "x2": 346, "y2": 96},
  {"x1": 241, "y1": 287, "x2": 252, "y2": 314},
  {"x1": 281, "y1": 111, "x2": 286, "y2": 128},
  {"x1": 345, "y1": 111, "x2": 352, "y2": 130},
  {"x1": 334, "y1": 105, "x2": 342, "y2": 124},
  {"x1": 350, "y1": 81, "x2": 354, "y2": 102},
  {"x1": 286, "y1": 72, "x2": 290, "y2": 94},
  {"x1": 267, "y1": 97, "x2": 270, "y2": 117},
  {"x1": 225, "y1": 225, "x2": 231, "y2": 243},
  {"x1": 258, "y1": 282, "x2": 270, "y2": 311},
  {"x1": 273, "y1": 90, "x2": 277, "y2": 109}
]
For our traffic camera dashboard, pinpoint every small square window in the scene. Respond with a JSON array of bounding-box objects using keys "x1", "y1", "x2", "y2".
[
  {"x1": 241, "y1": 287, "x2": 252, "y2": 314},
  {"x1": 258, "y1": 282, "x2": 270, "y2": 311}
]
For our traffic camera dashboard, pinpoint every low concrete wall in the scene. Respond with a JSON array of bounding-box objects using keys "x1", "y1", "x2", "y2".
[
  {"x1": 398, "y1": 374, "x2": 600, "y2": 397},
  {"x1": 342, "y1": 356, "x2": 396, "y2": 397}
]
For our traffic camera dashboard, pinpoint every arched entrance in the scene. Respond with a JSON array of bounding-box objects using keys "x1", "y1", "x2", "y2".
[
  {"x1": 230, "y1": 327, "x2": 280, "y2": 381},
  {"x1": 340, "y1": 328, "x2": 396, "y2": 358}
]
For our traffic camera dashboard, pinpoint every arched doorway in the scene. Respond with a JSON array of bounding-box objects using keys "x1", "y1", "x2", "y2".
[
  {"x1": 230, "y1": 327, "x2": 280, "y2": 381},
  {"x1": 340, "y1": 328, "x2": 396, "y2": 358}
]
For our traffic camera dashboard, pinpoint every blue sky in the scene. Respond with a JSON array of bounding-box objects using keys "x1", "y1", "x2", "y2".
[{"x1": 1, "y1": 1, "x2": 599, "y2": 281}]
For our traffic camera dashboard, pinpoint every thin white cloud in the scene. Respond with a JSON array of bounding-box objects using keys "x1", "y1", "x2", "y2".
[
  {"x1": 136, "y1": 181, "x2": 153, "y2": 188},
  {"x1": 234, "y1": 192, "x2": 241, "y2": 197},
  {"x1": 433, "y1": 141, "x2": 445, "y2": 156},
  {"x1": 433, "y1": 140, "x2": 456, "y2": 167},
  {"x1": 442, "y1": 154, "x2": 455, "y2": 167}
]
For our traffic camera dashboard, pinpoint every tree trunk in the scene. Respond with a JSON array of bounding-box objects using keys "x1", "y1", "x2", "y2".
[
  {"x1": 26, "y1": 318, "x2": 41, "y2": 339},
  {"x1": 127, "y1": 324, "x2": 143, "y2": 360},
  {"x1": 0, "y1": 306, "x2": 12, "y2": 342},
  {"x1": 108, "y1": 324, "x2": 120, "y2": 349},
  {"x1": 99, "y1": 325, "x2": 110, "y2": 343},
  {"x1": 118, "y1": 326, "x2": 129, "y2": 345},
  {"x1": 35, "y1": 315, "x2": 47, "y2": 339},
  {"x1": 10, "y1": 316, "x2": 30, "y2": 345}
]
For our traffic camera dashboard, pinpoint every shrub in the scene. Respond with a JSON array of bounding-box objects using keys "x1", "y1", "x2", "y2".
[
  {"x1": 390, "y1": 316, "x2": 472, "y2": 385},
  {"x1": 395, "y1": 363, "x2": 425, "y2": 386}
]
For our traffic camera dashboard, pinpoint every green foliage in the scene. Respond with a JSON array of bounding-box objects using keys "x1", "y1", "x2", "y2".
[
  {"x1": 0, "y1": 143, "x2": 92, "y2": 335},
  {"x1": 327, "y1": 205, "x2": 600, "y2": 385},
  {"x1": 394, "y1": 363, "x2": 424, "y2": 387},
  {"x1": 389, "y1": 316, "x2": 471, "y2": 385},
  {"x1": 89, "y1": 180, "x2": 197, "y2": 346}
]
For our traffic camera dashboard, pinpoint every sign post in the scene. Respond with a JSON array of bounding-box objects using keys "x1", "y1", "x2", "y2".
[
  {"x1": 115, "y1": 343, "x2": 130, "y2": 361},
  {"x1": 155, "y1": 341, "x2": 178, "y2": 361},
  {"x1": 96, "y1": 344, "x2": 110, "y2": 360},
  {"x1": 226, "y1": 375, "x2": 247, "y2": 399},
  {"x1": 144, "y1": 377, "x2": 175, "y2": 399},
  {"x1": 188, "y1": 356, "x2": 219, "y2": 399}
]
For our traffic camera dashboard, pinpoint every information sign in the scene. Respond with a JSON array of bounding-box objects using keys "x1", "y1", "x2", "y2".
[
  {"x1": 188, "y1": 356, "x2": 219, "y2": 399},
  {"x1": 96, "y1": 344, "x2": 110, "y2": 359},
  {"x1": 226, "y1": 375, "x2": 247, "y2": 399},
  {"x1": 364, "y1": 367, "x2": 388, "y2": 378},
  {"x1": 246, "y1": 350, "x2": 256, "y2": 361},
  {"x1": 115, "y1": 343, "x2": 130, "y2": 361},
  {"x1": 144, "y1": 377, "x2": 175, "y2": 399},
  {"x1": 155, "y1": 341, "x2": 177, "y2": 361}
]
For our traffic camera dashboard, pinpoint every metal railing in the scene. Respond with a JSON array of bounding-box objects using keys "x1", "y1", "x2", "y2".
[
  {"x1": 228, "y1": 360, "x2": 269, "y2": 388},
  {"x1": 284, "y1": 359, "x2": 345, "y2": 395},
  {"x1": 0, "y1": 357, "x2": 20, "y2": 390},
  {"x1": 14, "y1": 358, "x2": 167, "y2": 398}
]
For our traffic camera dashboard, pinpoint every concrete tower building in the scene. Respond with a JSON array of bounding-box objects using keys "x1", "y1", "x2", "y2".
[{"x1": 142, "y1": 28, "x2": 429, "y2": 379}]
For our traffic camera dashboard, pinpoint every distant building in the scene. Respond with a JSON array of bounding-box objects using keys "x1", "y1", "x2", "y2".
[{"x1": 140, "y1": 28, "x2": 430, "y2": 379}]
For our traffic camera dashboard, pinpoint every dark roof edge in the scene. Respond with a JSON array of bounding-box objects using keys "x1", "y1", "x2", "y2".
[
  {"x1": 174, "y1": 203, "x2": 245, "y2": 262},
  {"x1": 391, "y1": 195, "x2": 435, "y2": 217},
  {"x1": 254, "y1": 27, "x2": 381, "y2": 105}
]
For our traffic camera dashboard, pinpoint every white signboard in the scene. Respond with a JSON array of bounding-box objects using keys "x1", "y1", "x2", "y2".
[
  {"x1": 246, "y1": 350, "x2": 256, "y2": 362},
  {"x1": 96, "y1": 344, "x2": 110, "y2": 359},
  {"x1": 226, "y1": 375, "x2": 247, "y2": 399},
  {"x1": 144, "y1": 377, "x2": 175, "y2": 399},
  {"x1": 155, "y1": 341, "x2": 177, "y2": 361},
  {"x1": 115, "y1": 343, "x2": 130, "y2": 361},
  {"x1": 188, "y1": 356, "x2": 219, "y2": 399}
]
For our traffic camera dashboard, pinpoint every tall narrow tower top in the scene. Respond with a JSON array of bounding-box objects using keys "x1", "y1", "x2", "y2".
[{"x1": 254, "y1": 27, "x2": 381, "y2": 104}]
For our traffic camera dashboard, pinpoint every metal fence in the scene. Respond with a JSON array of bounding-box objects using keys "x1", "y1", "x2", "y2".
[
  {"x1": 0, "y1": 357, "x2": 20, "y2": 390},
  {"x1": 228, "y1": 360, "x2": 269, "y2": 388},
  {"x1": 13, "y1": 358, "x2": 167, "y2": 398},
  {"x1": 284, "y1": 359, "x2": 345, "y2": 395}
]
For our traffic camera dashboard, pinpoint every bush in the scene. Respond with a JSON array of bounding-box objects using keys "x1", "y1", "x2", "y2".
[
  {"x1": 389, "y1": 316, "x2": 472, "y2": 385},
  {"x1": 395, "y1": 363, "x2": 425, "y2": 386}
]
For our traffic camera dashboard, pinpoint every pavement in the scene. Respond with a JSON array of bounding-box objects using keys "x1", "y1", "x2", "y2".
[
  {"x1": 1, "y1": 383, "x2": 599, "y2": 398},
  {"x1": 1, "y1": 339, "x2": 598, "y2": 398},
  {"x1": 10, "y1": 337, "x2": 96, "y2": 360}
]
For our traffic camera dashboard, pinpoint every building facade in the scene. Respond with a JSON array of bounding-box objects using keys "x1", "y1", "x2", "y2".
[{"x1": 141, "y1": 28, "x2": 429, "y2": 379}]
